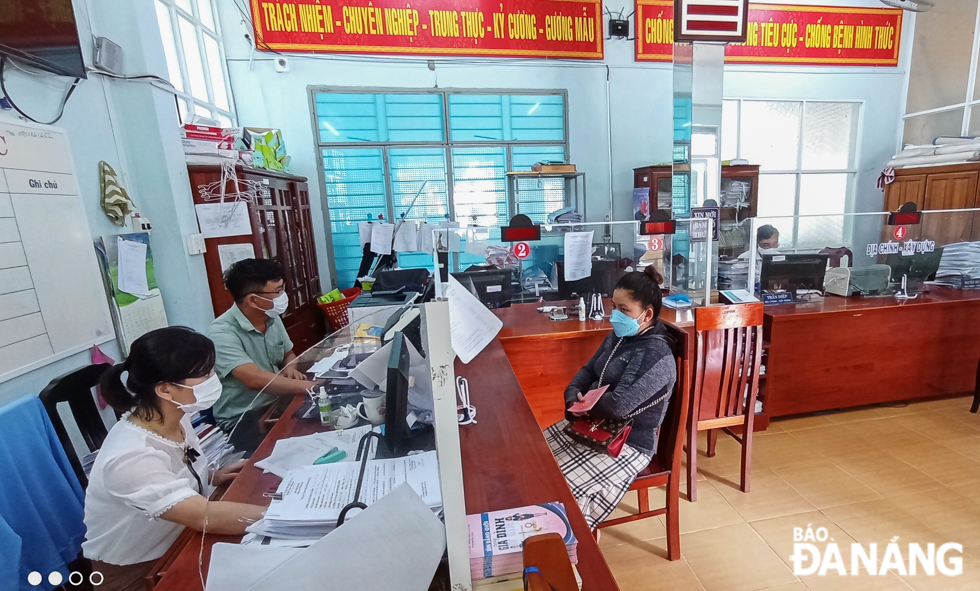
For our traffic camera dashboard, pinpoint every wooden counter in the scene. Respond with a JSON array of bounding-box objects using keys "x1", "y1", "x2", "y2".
[{"x1": 764, "y1": 287, "x2": 980, "y2": 416}]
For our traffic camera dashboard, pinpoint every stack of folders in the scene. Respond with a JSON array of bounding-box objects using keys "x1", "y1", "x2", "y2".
[
  {"x1": 467, "y1": 503, "x2": 579, "y2": 585},
  {"x1": 934, "y1": 241, "x2": 980, "y2": 288},
  {"x1": 192, "y1": 414, "x2": 237, "y2": 468},
  {"x1": 717, "y1": 258, "x2": 749, "y2": 290},
  {"x1": 246, "y1": 450, "x2": 443, "y2": 541}
]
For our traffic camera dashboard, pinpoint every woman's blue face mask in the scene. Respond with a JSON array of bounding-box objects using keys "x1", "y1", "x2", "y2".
[{"x1": 610, "y1": 309, "x2": 652, "y2": 337}]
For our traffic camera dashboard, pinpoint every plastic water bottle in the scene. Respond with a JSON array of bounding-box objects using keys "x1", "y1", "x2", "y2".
[{"x1": 578, "y1": 296, "x2": 586, "y2": 322}]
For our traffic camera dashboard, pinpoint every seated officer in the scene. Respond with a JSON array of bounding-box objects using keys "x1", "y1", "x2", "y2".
[{"x1": 208, "y1": 259, "x2": 313, "y2": 453}]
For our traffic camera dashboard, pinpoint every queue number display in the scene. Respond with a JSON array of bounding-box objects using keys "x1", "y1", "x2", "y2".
[{"x1": 250, "y1": 0, "x2": 603, "y2": 59}]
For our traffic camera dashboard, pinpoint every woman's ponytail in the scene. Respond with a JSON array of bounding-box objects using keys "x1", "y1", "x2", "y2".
[{"x1": 99, "y1": 364, "x2": 136, "y2": 414}]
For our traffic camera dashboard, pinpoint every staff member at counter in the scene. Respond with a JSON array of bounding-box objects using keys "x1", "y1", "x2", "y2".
[
  {"x1": 544, "y1": 267, "x2": 676, "y2": 529},
  {"x1": 82, "y1": 328, "x2": 266, "y2": 591}
]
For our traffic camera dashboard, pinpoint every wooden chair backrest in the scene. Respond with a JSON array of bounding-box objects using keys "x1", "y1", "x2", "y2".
[
  {"x1": 693, "y1": 304, "x2": 764, "y2": 422},
  {"x1": 652, "y1": 348, "x2": 687, "y2": 474}
]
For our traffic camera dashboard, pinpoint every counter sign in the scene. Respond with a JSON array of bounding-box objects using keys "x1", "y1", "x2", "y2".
[
  {"x1": 893, "y1": 226, "x2": 907, "y2": 240},
  {"x1": 513, "y1": 241, "x2": 531, "y2": 259}
]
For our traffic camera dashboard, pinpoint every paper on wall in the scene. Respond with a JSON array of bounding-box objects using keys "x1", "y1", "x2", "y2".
[
  {"x1": 393, "y1": 221, "x2": 419, "y2": 252},
  {"x1": 447, "y1": 274, "x2": 502, "y2": 364},
  {"x1": 217, "y1": 243, "x2": 255, "y2": 273},
  {"x1": 370, "y1": 223, "x2": 394, "y2": 255},
  {"x1": 564, "y1": 230, "x2": 594, "y2": 282},
  {"x1": 116, "y1": 238, "x2": 150, "y2": 297},
  {"x1": 195, "y1": 202, "x2": 253, "y2": 238},
  {"x1": 418, "y1": 222, "x2": 434, "y2": 253},
  {"x1": 358, "y1": 221, "x2": 373, "y2": 247},
  {"x1": 435, "y1": 222, "x2": 462, "y2": 252}
]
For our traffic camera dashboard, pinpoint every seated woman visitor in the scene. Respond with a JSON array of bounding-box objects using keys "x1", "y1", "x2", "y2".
[
  {"x1": 83, "y1": 327, "x2": 266, "y2": 591},
  {"x1": 545, "y1": 266, "x2": 676, "y2": 529}
]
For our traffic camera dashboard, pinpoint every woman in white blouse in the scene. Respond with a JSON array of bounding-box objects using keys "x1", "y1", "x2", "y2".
[{"x1": 83, "y1": 327, "x2": 266, "y2": 591}]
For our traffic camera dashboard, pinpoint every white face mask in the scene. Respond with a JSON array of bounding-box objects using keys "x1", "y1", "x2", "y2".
[
  {"x1": 170, "y1": 373, "x2": 223, "y2": 414},
  {"x1": 255, "y1": 292, "x2": 289, "y2": 317},
  {"x1": 758, "y1": 247, "x2": 781, "y2": 255}
]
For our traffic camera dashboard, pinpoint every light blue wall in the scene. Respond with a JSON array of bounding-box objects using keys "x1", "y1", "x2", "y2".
[{"x1": 0, "y1": 0, "x2": 214, "y2": 408}]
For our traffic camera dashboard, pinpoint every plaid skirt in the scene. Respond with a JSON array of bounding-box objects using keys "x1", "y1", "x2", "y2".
[{"x1": 544, "y1": 420, "x2": 653, "y2": 529}]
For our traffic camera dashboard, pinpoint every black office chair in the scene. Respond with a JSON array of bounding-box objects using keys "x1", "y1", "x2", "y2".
[{"x1": 38, "y1": 364, "x2": 114, "y2": 488}]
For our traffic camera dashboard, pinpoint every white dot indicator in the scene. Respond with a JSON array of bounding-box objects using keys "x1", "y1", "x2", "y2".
[
  {"x1": 48, "y1": 572, "x2": 63, "y2": 586},
  {"x1": 27, "y1": 572, "x2": 42, "y2": 586}
]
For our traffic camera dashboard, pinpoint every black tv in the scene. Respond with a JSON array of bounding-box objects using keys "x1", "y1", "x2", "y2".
[
  {"x1": 452, "y1": 268, "x2": 513, "y2": 309},
  {"x1": 384, "y1": 332, "x2": 412, "y2": 456},
  {"x1": 0, "y1": 1, "x2": 87, "y2": 79},
  {"x1": 760, "y1": 254, "x2": 829, "y2": 301}
]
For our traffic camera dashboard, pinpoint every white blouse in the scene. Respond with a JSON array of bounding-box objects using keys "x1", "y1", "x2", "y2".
[{"x1": 82, "y1": 413, "x2": 212, "y2": 566}]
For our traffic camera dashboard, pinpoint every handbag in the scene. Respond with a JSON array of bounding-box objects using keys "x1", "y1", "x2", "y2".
[{"x1": 563, "y1": 335, "x2": 670, "y2": 457}]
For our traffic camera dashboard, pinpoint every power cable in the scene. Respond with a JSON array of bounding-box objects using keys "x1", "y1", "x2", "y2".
[{"x1": 0, "y1": 56, "x2": 81, "y2": 125}]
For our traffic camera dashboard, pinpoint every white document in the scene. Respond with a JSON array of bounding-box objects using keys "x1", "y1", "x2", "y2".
[
  {"x1": 446, "y1": 275, "x2": 503, "y2": 364},
  {"x1": 393, "y1": 221, "x2": 419, "y2": 252},
  {"x1": 436, "y1": 222, "x2": 462, "y2": 252},
  {"x1": 358, "y1": 221, "x2": 373, "y2": 247},
  {"x1": 418, "y1": 222, "x2": 434, "y2": 253},
  {"x1": 116, "y1": 238, "x2": 150, "y2": 297},
  {"x1": 240, "y1": 534, "x2": 323, "y2": 548},
  {"x1": 206, "y1": 544, "x2": 301, "y2": 591},
  {"x1": 564, "y1": 230, "x2": 594, "y2": 282},
  {"x1": 262, "y1": 451, "x2": 443, "y2": 524},
  {"x1": 370, "y1": 223, "x2": 395, "y2": 255},
  {"x1": 246, "y1": 483, "x2": 446, "y2": 591},
  {"x1": 217, "y1": 243, "x2": 255, "y2": 273},
  {"x1": 305, "y1": 345, "x2": 350, "y2": 377},
  {"x1": 253, "y1": 426, "x2": 378, "y2": 479},
  {"x1": 195, "y1": 202, "x2": 253, "y2": 238}
]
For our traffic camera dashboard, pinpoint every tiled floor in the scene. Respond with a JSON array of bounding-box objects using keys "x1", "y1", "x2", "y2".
[{"x1": 599, "y1": 394, "x2": 980, "y2": 591}]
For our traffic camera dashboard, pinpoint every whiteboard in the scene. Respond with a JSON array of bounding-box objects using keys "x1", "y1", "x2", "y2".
[{"x1": 0, "y1": 118, "x2": 115, "y2": 383}]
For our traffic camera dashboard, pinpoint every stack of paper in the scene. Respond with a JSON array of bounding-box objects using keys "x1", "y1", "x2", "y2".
[
  {"x1": 717, "y1": 258, "x2": 749, "y2": 290},
  {"x1": 192, "y1": 414, "x2": 236, "y2": 468},
  {"x1": 253, "y1": 425, "x2": 379, "y2": 478},
  {"x1": 934, "y1": 241, "x2": 980, "y2": 287},
  {"x1": 467, "y1": 503, "x2": 578, "y2": 581},
  {"x1": 247, "y1": 451, "x2": 443, "y2": 540}
]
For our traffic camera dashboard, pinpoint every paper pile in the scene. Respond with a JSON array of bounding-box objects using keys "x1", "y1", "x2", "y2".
[
  {"x1": 717, "y1": 258, "x2": 749, "y2": 290},
  {"x1": 467, "y1": 502, "x2": 578, "y2": 581},
  {"x1": 252, "y1": 425, "x2": 379, "y2": 478},
  {"x1": 192, "y1": 413, "x2": 236, "y2": 468},
  {"x1": 247, "y1": 450, "x2": 443, "y2": 540},
  {"x1": 934, "y1": 241, "x2": 980, "y2": 288}
]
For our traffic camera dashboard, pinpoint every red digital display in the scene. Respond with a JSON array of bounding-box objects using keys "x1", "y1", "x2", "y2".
[
  {"x1": 888, "y1": 212, "x2": 921, "y2": 225},
  {"x1": 640, "y1": 220, "x2": 677, "y2": 235},
  {"x1": 501, "y1": 225, "x2": 542, "y2": 242}
]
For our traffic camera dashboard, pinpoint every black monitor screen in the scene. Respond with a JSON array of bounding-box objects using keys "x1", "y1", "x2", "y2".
[
  {"x1": 0, "y1": 1, "x2": 87, "y2": 79},
  {"x1": 384, "y1": 332, "x2": 412, "y2": 455},
  {"x1": 884, "y1": 249, "x2": 944, "y2": 282},
  {"x1": 760, "y1": 254, "x2": 829, "y2": 299},
  {"x1": 452, "y1": 269, "x2": 513, "y2": 309}
]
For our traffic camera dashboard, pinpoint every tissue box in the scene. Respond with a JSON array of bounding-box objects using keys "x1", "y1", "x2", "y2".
[{"x1": 236, "y1": 127, "x2": 290, "y2": 172}]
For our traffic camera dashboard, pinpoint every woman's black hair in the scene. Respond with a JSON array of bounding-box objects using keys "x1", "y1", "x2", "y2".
[
  {"x1": 614, "y1": 266, "x2": 664, "y2": 318},
  {"x1": 100, "y1": 326, "x2": 216, "y2": 421}
]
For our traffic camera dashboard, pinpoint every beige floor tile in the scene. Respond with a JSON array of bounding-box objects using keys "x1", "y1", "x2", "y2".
[
  {"x1": 788, "y1": 426, "x2": 878, "y2": 461},
  {"x1": 764, "y1": 583, "x2": 809, "y2": 591},
  {"x1": 681, "y1": 523, "x2": 800, "y2": 591},
  {"x1": 601, "y1": 539, "x2": 706, "y2": 591},
  {"x1": 802, "y1": 571, "x2": 914, "y2": 590},
  {"x1": 771, "y1": 461, "x2": 882, "y2": 509},
  {"x1": 891, "y1": 489, "x2": 980, "y2": 548},
  {"x1": 820, "y1": 499, "x2": 944, "y2": 548},
  {"x1": 834, "y1": 455, "x2": 945, "y2": 498},
  {"x1": 913, "y1": 395, "x2": 974, "y2": 412},
  {"x1": 601, "y1": 490, "x2": 667, "y2": 549},
  {"x1": 822, "y1": 406, "x2": 890, "y2": 426},
  {"x1": 888, "y1": 442, "x2": 980, "y2": 488},
  {"x1": 941, "y1": 437, "x2": 980, "y2": 462},
  {"x1": 871, "y1": 401, "x2": 935, "y2": 418},
  {"x1": 891, "y1": 412, "x2": 980, "y2": 443},
  {"x1": 899, "y1": 551, "x2": 980, "y2": 591},
  {"x1": 710, "y1": 469, "x2": 816, "y2": 523},
  {"x1": 750, "y1": 432, "x2": 825, "y2": 471},
  {"x1": 771, "y1": 414, "x2": 835, "y2": 432},
  {"x1": 645, "y1": 480, "x2": 745, "y2": 535},
  {"x1": 750, "y1": 510, "x2": 858, "y2": 571},
  {"x1": 947, "y1": 483, "x2": 980, "y2": 505},
  {"x1": 847, "y1": 419, "x2": 934, "y2": 450}
]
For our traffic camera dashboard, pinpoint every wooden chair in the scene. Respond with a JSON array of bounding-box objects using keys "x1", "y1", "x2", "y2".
[
  {"x1": 597, "y1": 354, "x2": 688, "y2": 561},
  {"x1": 523, "y1": 533, "x2": 579, "y2": 591},
  {"x1": 686, "y1": 303, "x2": 764, "y2": 503}
]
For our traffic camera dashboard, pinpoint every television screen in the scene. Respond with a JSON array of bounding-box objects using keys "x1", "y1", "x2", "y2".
[{"x1": 0, "y1": 0, "x2": 87, "y2": 79}]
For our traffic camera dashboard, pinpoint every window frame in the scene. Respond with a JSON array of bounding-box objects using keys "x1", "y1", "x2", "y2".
[
  {"x1": 723, "y1": 98, "x2": 863, "y2": 247},
  {"x1": 155, "y1": 0, "x2": 236, "y2": 124},
  {"x1": 307, "y1": 87, "x2": 570, "y2": 287}
]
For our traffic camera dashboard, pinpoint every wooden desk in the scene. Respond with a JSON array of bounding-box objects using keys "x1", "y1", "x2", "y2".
[
  {"x1": 764, "y1": 287, "x2": 980, "y2": 416},
  {"x1": 495, "y1": 300, "x2": 695, "y2": 429},
  {"x1": 456, "y1": 341, "x2": 619, "y2": 590}
]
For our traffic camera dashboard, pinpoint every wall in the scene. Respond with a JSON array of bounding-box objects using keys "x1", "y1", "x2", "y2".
[{"x1": 0, "y1": 0, "x2": 213, "y2": 407}]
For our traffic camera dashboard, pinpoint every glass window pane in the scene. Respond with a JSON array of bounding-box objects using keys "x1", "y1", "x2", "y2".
[
  {"x1": 177, "y1": 99, "x2": 189, "y2": 123},
  {"x1": 178, "y1": 17, "x2": 209, "y2": 101},
  {"x1": 512, "y1": 146, "x2": 567, "y2": 223},
  {"x1": 449, "y1": 95, "x2": 504, "y2": 141},
  {"x1": 202, "y1": 35, "x2": 229, "y2": 110},
  {"x1": 903, "y1": 109, "x2": 964, "y2": 146},
  {"x1": 388, "y1": 148, "x2": 449, "y2": 221},
  {"x1": 175, "y1": 0, "x2": 193, "y2": 14},
  {"x1": 315, "y1": 93, "x2": 444, "y2": 143},
  {"x1": 217, "y1": 114, "x2": 233, "y2": 127},
  {"x1": 154, "y1": 2, "x2": 184, "y2": 92},
  {"x1": 739, "y1": 101, "x2": 801, "y2": 171},
  {"x1": 384, "y1": 95, "x2": 444, "y2": 142},
  {"x1": 721, "y1": 100, "x2": 738, "y2": 161},
  {"x1": 322, "y1": 149, "x2": 387, "y2": 288},
  {"x1": 757, "y1": 174, "x2": 797, "y2": 219},
  {"x1": 509, "y1": 95, "x2": 564, "y2": 141},
  {"x1": 194, "y1": 104, "x2": 212, "y2": 118},
  {"x1": 798, "y1": 174, "x2": 849, "y2": 247},
  {"x1": 452, "y1": 147, "x2": 506, "y2": 229},
  {"x1": 906, "y1": 0, "x2": 977, "y2": 112},
  {"x1": 692, "y1": 132, "x2": 717, "y2": 157},
  {"x1": 197, "y1": 0, "x2": 215, "y2": 30},
  {"x1": 802, "y1": 103, "x2": 857, "y2": 170}
]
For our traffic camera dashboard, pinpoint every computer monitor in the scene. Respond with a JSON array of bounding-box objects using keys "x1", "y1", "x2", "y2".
[
  {"x1": 760, "y1": 254, "x2": 829, "y2": 301},
  {"x1": 556, "y1": 259, "x2": 628, "y2": 299},
  {"x1": 452, "y1": 268, "x2": 513, "y2": 309},
  {"x1": 884, "y1": 248, "x2": 944, "y2": 293},
  {"x1": 593, "y1": 243, "x2": 621, "y2": 259},
  {"x1": 382, "y1": 303, "x2": 423, "y2": 352},
  {"x1": 384, "y1": 332, "x2": 412, "y2": 456}
]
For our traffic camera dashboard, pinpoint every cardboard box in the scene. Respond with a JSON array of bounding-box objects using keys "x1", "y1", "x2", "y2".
[{"x1": 531, "y1": 162, "x2": 576, "y2": 173}]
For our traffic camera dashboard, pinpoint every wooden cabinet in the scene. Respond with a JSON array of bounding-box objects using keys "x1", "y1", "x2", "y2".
[
  {"x1": 884, "y1": 163, "x2": 980, "y2": 245},
  {"x1": 187, "y1": 165, "x2": 326, "y2": 353}
]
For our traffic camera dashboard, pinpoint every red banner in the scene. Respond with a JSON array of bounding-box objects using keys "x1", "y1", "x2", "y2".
[
  {"x1": 636, "y1": 1, "x2": 903, "y2": 66},
  {"x1": 250, "y1": 0, "x2": 603, "y2": 59}
]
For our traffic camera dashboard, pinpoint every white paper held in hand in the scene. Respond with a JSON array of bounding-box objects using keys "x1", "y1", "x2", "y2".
[
  {"x1": 564, "y1": 230, "x2": 594, "y2": 282},
  {"x1": 370, "y1": 223, "x2": 395, "y2": 255},
  {"x1": 446, "y1": 275, "x2": 502, "y2": 364}
]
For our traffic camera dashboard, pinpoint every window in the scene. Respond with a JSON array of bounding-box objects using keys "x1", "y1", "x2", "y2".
[
  {"x1": 722, "y1": 99, "x2": 860, "y2": 247},
  {"x1": 312, "y1": 90, "x2": 568, "y2": 288},
  {"x1": 155, "y1": 0, "x2": 235, "y2": 125}
]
